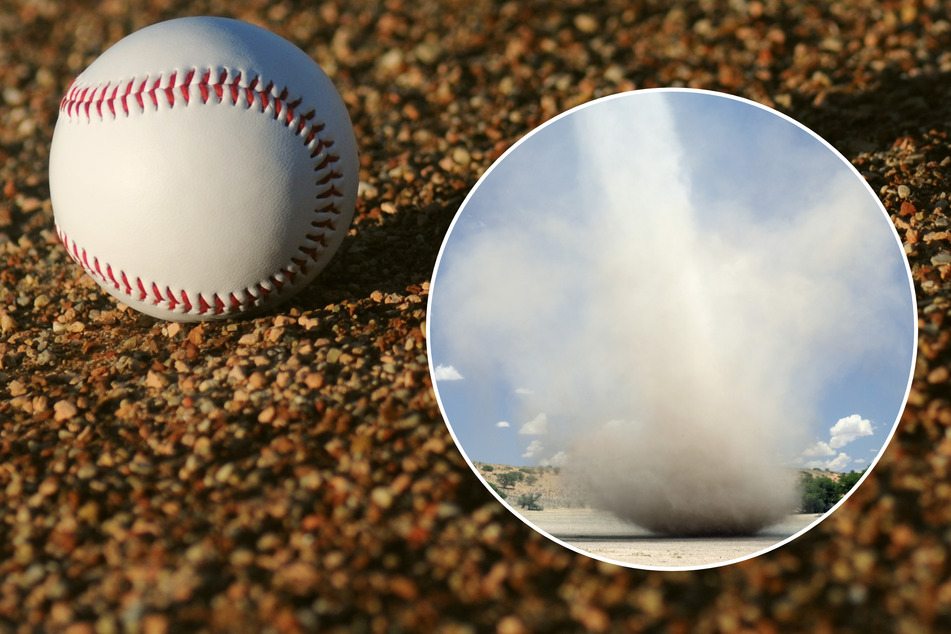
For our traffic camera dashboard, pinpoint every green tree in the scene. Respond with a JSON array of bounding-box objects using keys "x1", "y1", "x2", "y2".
[
  {"x1": 835, "y1": 469, "x2": 866, "y2": 497},
  {"x1": 488, "y1": 482, "x2": 507, "y2": 500},
  {"x1": 497, "y1": 471, "x2": 521, "y2": 489},
  {"x1": 800, "y1": 474, "x2": 839, "y2": 514},
  {"x1": 482, "y1": 464, "x2": 495, "y2": 472},
  {"x1": 516, "y1": 492, "x2": 543, "y2": 511}
]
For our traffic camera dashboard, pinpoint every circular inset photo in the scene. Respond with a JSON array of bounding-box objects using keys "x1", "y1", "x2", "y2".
[{"x1": 427, "y1": 89, "x2": 917, "y2": 570}]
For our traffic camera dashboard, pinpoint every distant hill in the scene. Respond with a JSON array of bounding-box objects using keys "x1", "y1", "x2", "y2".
[
  {"x1": 798, "y1": 468, "x2": 847, "y2": 483},
  {"x1": 472, "y1": 462, "x2": 584, "y2": 509}
]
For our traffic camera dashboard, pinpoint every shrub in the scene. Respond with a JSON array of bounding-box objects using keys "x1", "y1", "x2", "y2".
[
  {"x1": 497, "y1": 472, "x2": 521, "y2": 489},
  {"x1": 516, "y1": 492, "x2": 543, "y2": 511}
]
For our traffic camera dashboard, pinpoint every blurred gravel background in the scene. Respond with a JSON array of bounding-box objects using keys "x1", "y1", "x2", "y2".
[{"x1": 1, "y1": 0, "x2": 950, "y2": 631}]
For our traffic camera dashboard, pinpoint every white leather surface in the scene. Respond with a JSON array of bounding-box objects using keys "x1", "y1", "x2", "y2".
[{"x1": 49, "y1": 17, "x2": 358, "y2": 321}]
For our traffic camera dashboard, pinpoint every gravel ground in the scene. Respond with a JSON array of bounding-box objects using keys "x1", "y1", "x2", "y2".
[{"x1": 2, "y1": 0, "x2": 951, "y2": 632}]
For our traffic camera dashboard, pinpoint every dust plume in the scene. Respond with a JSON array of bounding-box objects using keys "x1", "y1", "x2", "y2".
[{"x1": 433, "y1": 91, "x2": 911, "y2": 536}]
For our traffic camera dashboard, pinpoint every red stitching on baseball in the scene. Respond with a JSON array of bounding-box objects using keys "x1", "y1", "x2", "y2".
[
  {"x1": 134, "y1": 79, "x2": 146, "y2": 111},
  {"x1": 316, "y1": 187, "x2": 342, "y2": 199},
  {"x1": 229, "y1": 72, "x2": 241, "y2": 104},
  {"x1": 164, "y1": 73, "x2": 176, "y2": 106},
  {"x1": 120, "y1": 272, "x2": 132, "y2": 295},
  {"x1": 313, "y1": 154, "x2": 335, "y2": 171},
  {"x1": 198, "y1": 72, "x2": 210, "y2": 101},
  {"x1": 147, "y1": 77, "x2": 160, "y2": 108},
  {"x1": 56, "y1": 67, "x2": 348, "y2": 317},
  {"x1": 305, "y1": 234, "x2": 329, "y2": 247}
]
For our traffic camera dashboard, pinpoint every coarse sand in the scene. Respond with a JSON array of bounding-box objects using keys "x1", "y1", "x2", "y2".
[{"x1": 2, "y1": 0, "x2": 951, "y2": 631}]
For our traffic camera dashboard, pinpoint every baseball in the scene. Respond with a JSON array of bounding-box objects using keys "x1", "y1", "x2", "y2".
[{"x1": 49, "y1": 17, "x2": 358, "y2": 322}]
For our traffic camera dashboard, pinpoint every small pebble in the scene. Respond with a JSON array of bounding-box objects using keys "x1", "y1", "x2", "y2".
[{"x1": 53, "y1": 400, "x2": 78, "y2": 422}]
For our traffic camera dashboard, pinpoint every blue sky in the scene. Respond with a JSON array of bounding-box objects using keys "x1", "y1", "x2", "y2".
[{"x1": 428, "y1": 89, "x2": 916, "y2": 476}]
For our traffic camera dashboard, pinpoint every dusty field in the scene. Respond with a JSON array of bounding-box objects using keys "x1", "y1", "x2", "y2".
[
  {"x1": 475, "y1": 462, "x2": 850, "y2": 511},
  {"x1": 481, "y1": 463, "x2": 844, "y2": 568},
  {"x1": 520, "y1": 509, "x2": 821, "y2": 569}
]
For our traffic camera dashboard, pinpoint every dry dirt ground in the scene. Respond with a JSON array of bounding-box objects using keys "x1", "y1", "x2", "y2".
[
  {"x1": 522, "y1": 509, "x2": 822, "y2": 569},
  {"x1": 3, "y1": 1, "x2": 951, "y2": 632}
]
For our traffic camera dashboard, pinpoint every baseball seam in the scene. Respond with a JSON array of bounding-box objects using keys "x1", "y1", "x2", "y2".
[{"x1": 56, "y1": 68, "x2": 346, "y2": 317}]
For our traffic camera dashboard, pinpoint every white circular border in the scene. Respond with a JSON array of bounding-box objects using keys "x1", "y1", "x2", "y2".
[{"x1": 426, "y1": 87, "x2": 919, "y2": 572}]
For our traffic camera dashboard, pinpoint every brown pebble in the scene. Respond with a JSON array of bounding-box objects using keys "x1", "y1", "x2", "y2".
[
  {"x1": 574, "y1": 13, "x2": 598, "y2": 33},
  {"x1": 145, "y1": 370, "x2": 170, "y2": 389},
  {"x1": 142, "y1": 614, "x2": 169, "y2": 634},
  {"x1": 8, "y1": 379, "x2": 27, "y2": 397},
  {"x1": 304, "y1": 372, "x2": 324, "y2": 389},
  {"x1": 497, "y1": 616, "x2": 529, "y2": 634},
  {"x1": 53, "y1": 400, "x2": 78, "y2": 421},
  {"x1": 247, "y1": 372, "x2": 268, "y2": 389},
  {"x1": 927, "y1": 366, "x2": 949, "y2": 384},
  {"x1": 0, "y1": 313, "x2": 17, "y2": 334}
]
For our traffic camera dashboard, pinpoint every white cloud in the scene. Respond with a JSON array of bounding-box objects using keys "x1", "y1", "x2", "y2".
[
  {"x1": 519, "y1": 412, "x2": 548, "y2": 435},
  {"x1": 799, "y1": 415, "x2": 876, "y2": 466},
  {"x1": 433, "y1": 364, "x2": 464, "y2": 381},
  {"x1": 802, "y1": 441, "x2": 835, "y2": 457},
  {"x1": 495, "y1": 421, "x2": 511, "y2": 428},
  {"x1": 829, "y1": 415, "x2": 874, "y2": 448},
  {"x1": 541, "y1": 451, "x2": 568, "y2": 467},
  {"x1": 514, "y1": 387, "x2": 534, "y2": 395},
  {"x1": 522, "y1": 439, "x2": 544, "y2": 459},
  {"x1": 804, "y1": 452, "x2": 852, "y2": 471},
  {"x1": 826, "y1": 452, "x2": 852, "y2": 471}
]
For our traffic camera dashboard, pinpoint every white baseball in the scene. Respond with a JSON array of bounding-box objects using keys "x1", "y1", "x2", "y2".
[{"x1": 49, "y1": 17, "x2": 358, "y2": 322}]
